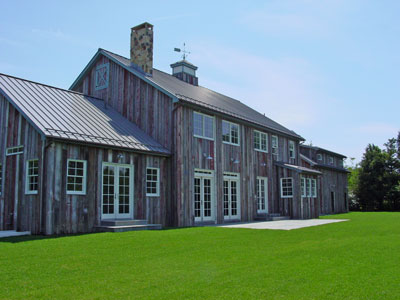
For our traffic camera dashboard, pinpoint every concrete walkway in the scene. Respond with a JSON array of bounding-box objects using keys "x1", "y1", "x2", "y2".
[
  {"x1": 217, "y1": 219, "x2": 348, "y2": 230},
  {"x1": 0, "y1": 231, "x2": 31, "y2": 238}
]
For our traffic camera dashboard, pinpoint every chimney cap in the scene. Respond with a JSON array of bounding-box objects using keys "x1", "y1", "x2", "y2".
[{"x1": 131, "y1": 22, "x2": 153, "y2": 31}]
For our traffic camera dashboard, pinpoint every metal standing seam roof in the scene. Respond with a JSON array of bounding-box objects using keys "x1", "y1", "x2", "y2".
[
  {"x1": 96, "y1": 49, "x2": 304, "y2": 140},
  {"x1": 0, "y1": 73, "x2": 170, "y2": 155}
]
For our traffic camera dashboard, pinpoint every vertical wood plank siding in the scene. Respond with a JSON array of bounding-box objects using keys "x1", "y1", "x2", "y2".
[
  {"x1": 0, "y1": 95, "x2": 43, "y2": 233},
  {"x1": 43, "y1": 142, "x2": 168, "y2": 235}
]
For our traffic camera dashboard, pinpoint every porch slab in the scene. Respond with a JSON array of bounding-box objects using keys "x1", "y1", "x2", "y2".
[
  {"x1": 216, "y1": 219, "x2": 348, "y2": 230},
  {"x1": 0, "y1": 231, "x2": 31, "y2": 238}
]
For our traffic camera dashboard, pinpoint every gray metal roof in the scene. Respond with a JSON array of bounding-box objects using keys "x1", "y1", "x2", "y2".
[
  {"x1": 100, "y1": 49, "x2": 303, "y2": 140},
  {"x1": 300, "y1": 154, "x2": 318, "y2": 166},
  {"x1": 275, "y1": 162, "x2": 322, "y2": 175},
  {"x1": 300, "y1": 144, "x2": 346, "y2": 158},
  {"x1": 0, "y1": 73, "x2": 170, "y2": 155}
]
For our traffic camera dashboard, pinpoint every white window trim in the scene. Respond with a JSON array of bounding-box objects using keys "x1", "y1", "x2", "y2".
[
  {"x1": 6, "y1": 145, "x2": 24, "y2": 156},
  {"x1": 254, "y1": 130, "x2": 268, "y2": 153},
  {"x1": 256, "y1": 176, "x2": 268, "y2": 213},
  {"x1": 317, "y1": 154, "x2": 322, "y2": 161},
  {"x1": 307, "y1": 178, "x2": 312, "y2": 197},
  {"x1": 289, "y1": 140, "x2": 295, "y2": 159},
  {"x1": 193, "y1": 111, "x2": 215, "y2": 141},
  {"x1": 312, "y1": 179, "x2": 317, "y2": 198},
  {"x1": 25, "y1": 159, "x2": 39, "y2": 195},
  {"x1": 329, "y1": 156, "x2": 334, "y2": 165},
  {"x1": 271, "y1": 135, "x2": 279, "y2": 156},
  {"x1": 66, "y1": 159, "x2": 87, "y2": 195},
  {"x1": 301, "y1": 176, "x2": 306, "y2": 198},
  {"x1": 146, "y1": 167, "x2": 160, "y2": 197},
  {"x1": 222, "y1": 120, "x2": 240, "y2": 146},
  {"x1": 0, "y1": 163, "x2": 2, "y2": 196},
  {"x1": 280, "y1": 177, "x2": 293, "y2": 198}
]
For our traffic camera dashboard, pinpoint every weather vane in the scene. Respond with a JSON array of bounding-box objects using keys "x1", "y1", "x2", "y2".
[{"x1": 174, "y1": 43, "x2": 191, "y2": 60}]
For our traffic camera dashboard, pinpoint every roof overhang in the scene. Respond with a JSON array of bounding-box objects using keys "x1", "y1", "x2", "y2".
[{"x1": 275, "y1": 162, "x2": 322, "y2": 175}]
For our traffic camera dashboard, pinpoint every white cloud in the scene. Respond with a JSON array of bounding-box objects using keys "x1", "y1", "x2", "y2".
[{"x1": 190, "y1": 42, "x2": 329, "y2": 129}]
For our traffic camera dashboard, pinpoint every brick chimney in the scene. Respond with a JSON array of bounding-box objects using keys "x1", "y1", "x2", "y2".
[{"x1": 130, "y1": 22, "x2": 153, "y2": 75}]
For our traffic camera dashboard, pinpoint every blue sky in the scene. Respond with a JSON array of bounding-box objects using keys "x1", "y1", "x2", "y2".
[{"x1": 1, "y1": 0, "x2": 399, "y2": 163}]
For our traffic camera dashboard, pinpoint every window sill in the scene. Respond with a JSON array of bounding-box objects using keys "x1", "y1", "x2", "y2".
[
  {"x1": 67, "y1": 191, "x2": 86, "y2": 195},
  {"x1": 146, "y1": 194, "x2": 160, "y2": 197},
  {"x1": 25, "y1": 191, "x2": 38, "y2": 195},
  {"x1": 194, "y1": 135, "x2": 215, "y2": 141},
  {"x1": 255, "y1": 148, "x2": 268, "y2": 153},
  {"x1": 223, "y1": 141, "x2": 240, "y2": 146}
]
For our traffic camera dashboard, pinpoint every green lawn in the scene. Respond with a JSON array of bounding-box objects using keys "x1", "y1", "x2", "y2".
[{"x1": 1, "y1": 212, "x2": 399, "y2": 300}]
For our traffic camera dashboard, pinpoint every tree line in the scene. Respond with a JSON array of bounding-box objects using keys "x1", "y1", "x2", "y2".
[{"x1": 347, "y1": 132, "x2": 400, "y2": 211}]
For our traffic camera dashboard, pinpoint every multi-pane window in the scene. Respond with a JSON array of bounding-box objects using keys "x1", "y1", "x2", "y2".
[
  {"x1": 67, "y1": 159, "x2": 87, "y2": 195},
  {"x1": 146, "y1": 168, "x2": 160, "y2": 196},
  {"x1": 280, "y1": 178, "x2": 293, "y2": 198},
  {"x1": 311, "y1": 179, "x2": 317, "y2": 197},
  {"x1": 0, "y1": 163, "x2": 2, "y2": 196},
  {"x1": 306, "y1": 178, "x2": 312, "y2": 197},
  {"x1": 222, "y1": 120, "x2": 239, "y2": 145},
  {"x1": 193, "y1": 112, "x2": 214, "y2": 140},
  {"x1": 271, "y1": 135, "x2": 278, "y2": 156},
  {"x1": 254, "y1": 130, "x2": 268, "y2": 152},
  {"x1": 301, "y1": 176, "x2": 306, "y2": 197},
  {"x1": 329, "y1": 156, "x2": 334, "y2": 165},
  {"x1": 26, "y1": 159, "x2": 39, "y2": 194},
  {"x1": 317, "y1": 154, "x2": 322, "y2": 161},
  {"x1": 289, "y1": 140, "x2": 295, "y2": 158},
  {"x1": 6, "y1": 145, "x2": 24, "y2": 156}
]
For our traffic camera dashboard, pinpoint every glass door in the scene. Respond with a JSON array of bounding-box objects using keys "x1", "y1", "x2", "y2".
[
  {"x1": 223, "y1": 173, "x2": 240, "y2": 220},
  {"x1": 194, "y1": 170, "x2": 215, "y2": 222},
  {"x1": 102, "y1": 163, "x2": 133, "y2": 220},
  {"x1": 256, "y1": 177, "x2": 268, "y2": 214}
]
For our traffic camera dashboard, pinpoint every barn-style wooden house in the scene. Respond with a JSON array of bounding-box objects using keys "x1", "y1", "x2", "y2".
[{"x1": 0, "y1": 22, "x2": 347, "y2": 235}]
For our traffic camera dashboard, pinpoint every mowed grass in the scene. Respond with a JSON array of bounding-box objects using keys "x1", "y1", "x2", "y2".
[{"x1": 1, "y1": 212, "x2": 400, "y2": 300}]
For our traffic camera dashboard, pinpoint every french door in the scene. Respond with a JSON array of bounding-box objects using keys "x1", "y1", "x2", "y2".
[
  {"x1": 256, "y1": 177, "x2": 268, "y2": 214},
  {"x1": 194, "y1": 170, "x2": 215, "y2": 222},
  {"x1": 223, "y1": 173, "x2": 241, "y2": 220},
  {"x1": 102, "y1": 163, "x2": 134, "y2": 220}
]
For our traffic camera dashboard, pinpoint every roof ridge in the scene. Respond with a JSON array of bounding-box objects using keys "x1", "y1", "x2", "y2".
[{"x1": 0, "y1": 72, "x2": 95, "y2": 98}]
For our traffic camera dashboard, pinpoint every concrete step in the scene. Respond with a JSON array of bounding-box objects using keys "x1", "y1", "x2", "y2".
[
  {"x1": 271, "y1": 216, "x2": 290, "y2": 221},
  {"x1": 100, "y1": 219, "x2": 147, "y2": 226},
  {"x1": 95, "y1": 224, "x2": 162, "y2": 233}
]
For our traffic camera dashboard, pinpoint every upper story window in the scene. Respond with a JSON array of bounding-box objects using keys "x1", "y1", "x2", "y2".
[
  {"x1": 280, "y1": 177, "x2": 293, "y2": 198},
  {"x1": 0, "y1": 163, "x2": 2, "y2": 196},
  {"x1": 67, "y1": 159, "x2": 87, "y2": 195},
  {"x1": 271, "y1": 135, "x2": 278, "y2": 156},
  {"x1": 6, "y1": 145, "x2": 24, "y2": 156},
  {"x1": 289, "y1": 140, "x2": 295, "y2": 159},
  {"x1": 329, "y1": 156, "x2": 334, "y2": 165},
  {"x1": 193, "y1": 112, "x2": 214, "y2": 140},
  {"x1": 25, "y1": 159, "x2": 39, "y2": 194},
  {"x1": 222, "y1": 120, "x2": 239, "y2": 145},
  {"x1": 95, "y1": 63, "x2": 109, "y2": 90},
  {"x1": 254, "y1": 130, "x2": 268, "y2": 152},
  {"x1": 317, "y1": 154, "x2": 322, "y2": 161},
  {"x1": 146, "y1": 167, "x2": 160, "y2": 197}
]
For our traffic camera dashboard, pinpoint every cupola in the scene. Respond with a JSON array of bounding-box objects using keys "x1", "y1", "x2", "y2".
[{"x1": 170, "y1": 60, "x2": 198, "y2": 86}]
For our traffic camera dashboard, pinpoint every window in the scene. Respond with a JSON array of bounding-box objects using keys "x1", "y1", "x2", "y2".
[
  {"x1": 25, "y1": 159, "x2": 39, "y2": 194},
  {"x1": 0, "y1": 163, "x2": 2, "y2": 196},
  {"x1": 317, "y1": 154, "x2": 322, "y2": 161},
  {"x1": 311, "y1": 179, "x2": 317, "y2": 198},
  {"x1": 6, "y1": 145, "x2": 24, "y2": 156},
  {"x1": 222, "y1": 120, "x2": 239, "y2": 145},
  {"x1": 329, "y1": 156, "x2": 334, "y2": 165},
  {"x1": 254, "y1": 130, "x2": 268, "y2": 152},
  {"x1": 289, "y1": 140, "x2": 295, "y2": 158},
  {"x1": 280, "y1": 178, "x2": 293, "y2": 198},
  {"x1": 301, "y1": 176, "x2": 306, "y2": 197},
  {"x1": 146, "y1": 168, "x2": 160, "y2": 196},
  {"x1": 271, "y1": 135, "x2": 278, "y2": 156},
  {"x1": 67, "y1": 159, "x2": 87, "y2": 195},
  {"x1": 193, "y1": 112, "x2": 214, "y2": 140},
  {"x1": 95, "y1": 63, "x2": 109, "y2": 90},
  {"x1": 306, "y1": 178, "x2": 312, "y2": 197}
]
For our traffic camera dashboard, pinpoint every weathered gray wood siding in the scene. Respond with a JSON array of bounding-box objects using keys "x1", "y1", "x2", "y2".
[
  {"x1": 43, "y1": 141, "x2": 169, "y2": 235},
  {"x1": 0, "y1": 94, "x2": 43, "y2": 233},
  {"x1": 174, "y1": 104, "x2": 303, "y2": 226},
  {"x1": 318, "y1": 168, "x2": 348, "y2": 214}
]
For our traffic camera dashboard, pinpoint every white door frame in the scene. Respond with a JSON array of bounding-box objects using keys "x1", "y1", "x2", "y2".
[
  {"x1": 256, "y1": 176, "x2": 268, "y2": 214},
  {"x1": 223, "y1": 172, "x2": 241, "y2": 220},
  {"x1": 101, "y1": 162, "x2": 134, "y2": 220},
  {"x1": 194, "y1": 169, "x2": 215, "y2": 222}
]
